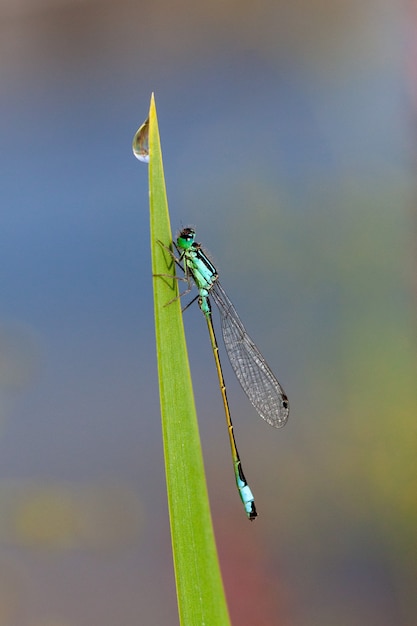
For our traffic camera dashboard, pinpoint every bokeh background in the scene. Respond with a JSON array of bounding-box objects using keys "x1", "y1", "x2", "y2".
[{"x1": 1, "y1": 0, "x2": 416, "y2": 624}]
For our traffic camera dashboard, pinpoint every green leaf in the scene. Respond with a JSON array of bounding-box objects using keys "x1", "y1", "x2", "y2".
[{"x1": 137, "y1": 94, "x2": 231, "y2": 625}]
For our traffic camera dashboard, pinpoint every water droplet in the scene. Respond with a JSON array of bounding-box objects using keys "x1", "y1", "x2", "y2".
[{"x1": 132, "y1": 117, "x2": 149, "y2": 163}]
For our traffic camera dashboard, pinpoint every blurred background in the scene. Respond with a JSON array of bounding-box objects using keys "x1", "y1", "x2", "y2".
[{"x1": 1, "y1": 0, "x2": 416, "y2": 624}]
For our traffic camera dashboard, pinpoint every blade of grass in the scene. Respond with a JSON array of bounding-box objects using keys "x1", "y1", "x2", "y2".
[{"x1": 137, "y1": 94, "x2": 231, "y2": 625}]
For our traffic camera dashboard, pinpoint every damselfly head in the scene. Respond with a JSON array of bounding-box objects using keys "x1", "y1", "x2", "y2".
[{"x1": 177, "y1": 227, "x2": 196, "y2": 249}]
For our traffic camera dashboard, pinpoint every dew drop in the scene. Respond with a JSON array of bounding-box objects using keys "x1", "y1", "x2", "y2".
[{"x1": 132, "y1": 117, "x2": 149, "y2": 163}]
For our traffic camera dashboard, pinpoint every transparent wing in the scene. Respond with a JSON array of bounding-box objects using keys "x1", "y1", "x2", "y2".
[{"x1": 211, "y1": 281, "x2": 289, "y2": 428}]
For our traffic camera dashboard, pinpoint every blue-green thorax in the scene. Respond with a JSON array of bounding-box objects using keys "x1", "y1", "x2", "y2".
[{"x1": 177, "y1": 227, "x2": 218, "y2": 298}]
